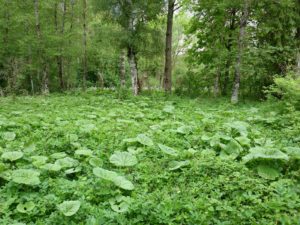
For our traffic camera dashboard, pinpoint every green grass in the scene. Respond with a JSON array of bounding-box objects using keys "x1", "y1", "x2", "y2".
[{"x1": 0, "y1": 91, "x2": 299, "y2": 224}]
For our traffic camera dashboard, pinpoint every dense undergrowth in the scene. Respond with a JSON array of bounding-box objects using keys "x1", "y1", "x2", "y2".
[{"x1": 0, "y1": 91, "x2": 300, "y2": 225}]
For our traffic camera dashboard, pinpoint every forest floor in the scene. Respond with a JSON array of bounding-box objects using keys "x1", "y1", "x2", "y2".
[{"x1": 0, "y1": 91, "x2": 300, "y2": 224}]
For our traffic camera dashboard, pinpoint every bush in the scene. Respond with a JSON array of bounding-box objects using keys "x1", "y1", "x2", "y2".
[{"x1": 268, "y1": 72, "x2": 300, "y2": 110}]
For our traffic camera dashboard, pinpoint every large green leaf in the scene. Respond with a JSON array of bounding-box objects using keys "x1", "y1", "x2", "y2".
[
  {"x1": 89, "y1": 157, "x2": 103, "y2": 167},
  {"x1": 227, "y1": 121, "x2": 249, "y2": 136},
  {"x1": 50, "y1": 152, "x2": 67, "y2": 159},
  {"x1": 169, "y1": 160, "x2": 190, "y2": 171},
  {"x1": 93, "y1": 168, "x2": 119, "y2": 180},
  {"x1": 257, "y1": 164, "x2": 280, "y2": 180},
  {"x1": 176, "y1": 126, "x2": 192, "y2": 134},
  {"x1": 112, "y1": 176, "x2": 135, "y2": 190},
  {"x1": 57, "y1": 200, "x2": 81, "y2": 216},
  {"x1": 12, "y1": 169, "x2": 40, "y2": 186},
  {"x1": 243, "y1": 147, "x2": 289, "y2": 163},
  {"x1": 109, "y1": 151, "x2": 138, "y2": 167},
  {"x1": 235, "y1": 136, "x2": 251, "y2": 147},
  {"x1": 3, "y1": 132, "x2": 16, "y2": 141},
  {"x1": 31, "y1": 156, "x2": 48, "y2": 167},
  {"x1": 220, "y1": 139, "x2": 243, "y2": 159},
  {"x1": 1, "y1": 151, "x2": 23, "y2": 162},
  {"x1": 158, "y1": 144, "x2": 178, "y2": 157},
  {"x1": 16, "y1": 201, "x2": 35, "y2": 214},
  {"x1": 55, "y1": 157, "x2": 79, "y2": 168},
  {"x1": 40, "y1": 163, "x2": 62, "y2": 172},
  {"x1": 136, "y1": 134, "x2": 154, "y2": 146},
  {"x1": 74, "y1": 149, "x2": 93, "y2": 157},
  {"x1": 93, "y1": 168, "x2": 134, "y2": 190},
  {"x1": 283, "y1": 147, "x2": 300, "y2": 159}
]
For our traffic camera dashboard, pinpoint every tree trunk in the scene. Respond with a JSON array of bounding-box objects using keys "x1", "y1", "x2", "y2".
[
  {"x1": 126, "y1": 0, "x2": 139, "y2": 95},
  {"x1": 97, "y1": 71, "x2": 104, "y2": 88},
  {"x1": 54, "y1": 1, "x2": 67, "y2": 90},
  {"x1": 8, "y1": 58, "x2": 18, "y2": 93},
  {"x1": 231, "y1": 1, "x2": 249, "y2": 103},
  {"x1": 297, "y1": 52, "x2": 300, "y2": 76},
  {"x1": 214, "y1": 69, "x2": 220, "y2": 97},
  {"x1": 120, "y1": 49, "x2": 126, "y2": 87},
  {"x1": 163, "y1": 0, "x2": 175, "y2": 93},
  {"x1": 35, "y1": 0, "x2": 49, "y2": 94},
  {"x1": 222, "y1": 9, "x2": 236, "y2": 96},
  {"x1": 128, "y1": 48, "x2": 139, "y2": 95},
  {"x1": 296, "y1": 26, "x2": 300, "y2": 76},
  {"x1": 3, "y1": 1, "x2": 10, "y2": 92},
  {"x1": 82, "y1": 0, "x2": 88, "y2": 91},
  {"x1": 42, "y1": 63, "x2": 49, "y2": 95}
]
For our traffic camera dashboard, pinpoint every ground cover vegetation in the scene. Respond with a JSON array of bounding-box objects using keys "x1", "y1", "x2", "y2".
[
  {"x1": 0, "y1": 0, "x2": 300, "y2": 224},
  {"x1": 0, "y1": 91, "x2": 300, "y2": 224}
]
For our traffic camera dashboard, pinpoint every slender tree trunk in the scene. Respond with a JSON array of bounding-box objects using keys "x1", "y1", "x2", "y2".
[
  {"x1": 120, "y1": 49, "x2": 126, "y2": 87},
  {"x1": 126, "y1": 0, "x2": 139, "y2": 95},
  {"x1": 3, "y1": 1, "x2": 10, "y2": 92},
  {"x1": 128, "y1": 48, "x2": 139, "y2": 95},
  {"x1": 163, "y1": 0, "x2": 175, "y2": 93},
  {"x1": 54, "y1": 1, "x2": 67, "y2": 90},
  {"x1": 297, "y1": 52, "x2": 300, "y2": 76},
  {"x1": 97, "y1": 71, "x2": 104, "y2": 88},
  {"x1": 222, "y1": 9, "x2": 236, "y2": 96},
  {"x1": 59, "y1": 1, "x2": 66, "y2": 89},
  {"x1": 82, "y1": 0, "x2": 88, "y2": 91},
  {"x1": 42, "y1": 64, "x2": 49, "y2": 94},
  {"x1": 231, "y1": 1, "x2": 249, "y2": 103},
  {"x1": 214, "y1": 69, "x2": 221, "y2": 97},
  {"x1": 64, "y1": 0, "x2": 75, "y2": 90},
  {"x1": 35, "y1": 0, "x2": 49, "y2": 94},
  {"x1": 296, "y1": 26, "x2": 300, "y2": 76}
]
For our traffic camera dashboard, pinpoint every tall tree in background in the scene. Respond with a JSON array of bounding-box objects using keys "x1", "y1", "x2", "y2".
[
  {"x1": 231, "y1": 0, "x2": 250, "y2": 103},
  {"x1": 223, "y1": 9, "x2": 236, "y2": 96},
  {"x1": 163, "y1": 0, "x2": 176, "y2": 93},
  {"x1": 126, "y1": 0, "x2": 139, "y2": 95},
  {"x1": 54, "y1": 0, "x2": 67, "y2": 90},
  {"x1": 119, "y1": 49, "x2": 126, "y2": 87},
  {"x1": 34, "y1": 0, "x2": 49, "y2": 94},
  {"x1": 296, "y1": 0, "x2": 300, "y2": 76},
  {"x1": 82, "y1": 0, "x2": 88, "y2": 91}
]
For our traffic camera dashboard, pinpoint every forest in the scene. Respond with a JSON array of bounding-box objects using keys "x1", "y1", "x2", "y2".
[{"x1": 0, "y1": 0, "x2": 300, "y2": 224}]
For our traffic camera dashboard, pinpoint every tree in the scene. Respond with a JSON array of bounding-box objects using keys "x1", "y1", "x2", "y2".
[
  {"x1": 82, "y1": 0, "x2": 88, "y2": 91},
  {"x1": 34, "y1": 0, "x2": 49, "y2": 94},
  {"x1": 231, "y1": 0, "x2": 250, "y2": 103},
  {"x1": 163, "y1": 0, "x2": 176, "y2": 93}
]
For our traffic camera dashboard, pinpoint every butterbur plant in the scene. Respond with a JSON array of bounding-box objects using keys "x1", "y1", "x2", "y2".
[
  {"x1": 0, "y1": 93, "x2": 300, "y2": 224},
  {"x1": 243, "y1": 147, "x2": 289, "y2": 180}
]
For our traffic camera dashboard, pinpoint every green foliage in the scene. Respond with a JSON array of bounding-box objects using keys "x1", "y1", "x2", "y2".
[
  {"x1": 269, "y1": 74, "x2": 300, "y2": 110},
  {"x1": 16, "y1": 201, "x2": 36, "y2": 214},
  {"x1": 109, "y1": 151, "x2": 138, "y2": 167},
  {"x1": 11, "y1": 169, "x2": 40, "y2": 186},
  {"x1": 57, "y1": 200, "x2": 81, "y2": 217},
  {"x1": 0, "y1": 92, "x2": 299, "y2": 224},
  {"x1": 1, "y1": 151, "x2": 23, "y2": 162},
  {"x1": 185, "y1": 0, "x2": 300, "y2": 99}
]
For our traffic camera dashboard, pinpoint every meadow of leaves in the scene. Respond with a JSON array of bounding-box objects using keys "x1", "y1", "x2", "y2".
[{"x1": 0, "y1": 91, "x2": 300, "y2": 225}]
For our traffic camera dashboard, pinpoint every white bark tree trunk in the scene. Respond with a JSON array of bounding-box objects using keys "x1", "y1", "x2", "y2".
[
  {"x1": 35, "y1": 0, "x2": 49, "y2": 94},
  {"x1": 128, "y1": 49, "x2": 138, "y2": 95},
  {"x1": 296, "y1": 52, "x2": 300, "y2": 76},
  {"x1": 214, "y1": 70, "x2": 220, "y2": 97},
  {"x1": 231, "y1": 0, "x2": 249, "y2": 103},
  {"x1": 82, "y1": 0, "x2": 88, "y2": 91},
  {"x1": 120, "y1": 49, "x2": 126, "y2": 87}
]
